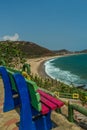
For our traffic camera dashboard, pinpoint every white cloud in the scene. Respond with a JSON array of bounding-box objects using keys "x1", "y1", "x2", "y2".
[{"x1": 2, "y1": 33, "x2": 20, "y2": 41}]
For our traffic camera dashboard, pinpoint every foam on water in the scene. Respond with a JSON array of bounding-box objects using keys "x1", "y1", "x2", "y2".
[{"x1": 44, "y1": 57, "x2": 87, "y2": 87}]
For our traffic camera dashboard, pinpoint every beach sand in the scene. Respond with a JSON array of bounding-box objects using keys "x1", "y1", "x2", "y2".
[
  {"x1": 26, "y1": 53, "x2": 78, "y2": 78},
  {"x1": 26, "y1": 55, "x2": 59, "y2": 78}
]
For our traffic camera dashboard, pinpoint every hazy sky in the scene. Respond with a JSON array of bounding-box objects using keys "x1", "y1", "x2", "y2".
[{"x1": 0, "y1": 0, "x2": 87, "y2": 51}]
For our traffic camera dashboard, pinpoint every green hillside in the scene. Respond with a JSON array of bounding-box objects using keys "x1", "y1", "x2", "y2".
[{"x1": 0, "y1": 41, "x2": 55, "y2": 67}]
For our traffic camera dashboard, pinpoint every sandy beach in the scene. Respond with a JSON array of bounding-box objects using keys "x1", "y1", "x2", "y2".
[
  {"x1": 26, "y1": 53, "x2": 78, "y2": 78},
  {"x1": 26, "y1": 55, "x2": 59, "y2": 78}
]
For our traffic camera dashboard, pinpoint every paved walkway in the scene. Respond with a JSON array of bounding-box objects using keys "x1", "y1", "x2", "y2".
[{"x1": 0, "y1": 79, "x2": 19, "y2": 130}]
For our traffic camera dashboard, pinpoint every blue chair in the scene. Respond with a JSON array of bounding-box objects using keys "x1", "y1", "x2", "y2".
[
  {"x1": 0, "y1": 66, "x2": 19, "y2": 112},
  {"x1": 13, "y1": 73, "x2": 52, "y2": 130}
]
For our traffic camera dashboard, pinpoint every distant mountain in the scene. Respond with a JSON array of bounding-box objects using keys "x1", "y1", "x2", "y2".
[
  {"x1": 80, "y1": 49, "x2": 87, "y2": 53},
  {"x1": 74, "y1": 49, "x2": 87, "y2": 54},
  {"x1": 53, "y1": 49, "x2": 73, "y2": 55}
]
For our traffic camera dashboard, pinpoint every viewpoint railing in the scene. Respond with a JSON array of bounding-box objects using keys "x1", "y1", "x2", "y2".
[
  {"x1": 53, "y1": 91, "x2": 87, "y2": 100},
  {"x1": 68, "y1": 102, "x2": 87, "y2": 122}
]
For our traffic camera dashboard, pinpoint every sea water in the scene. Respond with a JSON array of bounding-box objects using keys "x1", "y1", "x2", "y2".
[{"x1": 45, "y1": 54, "x2": 87, "y2": 89}]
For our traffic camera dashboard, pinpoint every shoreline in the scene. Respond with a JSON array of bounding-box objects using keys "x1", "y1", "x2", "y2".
[
  {"x1": 26, "y1": 55, "x2": 59, "y2": 78},
  {"x1": 26, "y1": 53, "x2": 85, "y2": 79},
  {"x1": 26, "y1": 53, "x2": 87, "y2": 90},
  {"x1": 37, "y1": 59, "x2": 49, "y2": 79}
]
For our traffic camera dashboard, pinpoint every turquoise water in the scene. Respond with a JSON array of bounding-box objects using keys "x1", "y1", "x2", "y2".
[{"x1": 45, "y1": 54, "x2": 87, "y2": 88}]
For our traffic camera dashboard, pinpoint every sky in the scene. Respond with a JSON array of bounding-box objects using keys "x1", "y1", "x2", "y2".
[{"x1": 0, "y1": 0, "x2": 87, "y2": 51}]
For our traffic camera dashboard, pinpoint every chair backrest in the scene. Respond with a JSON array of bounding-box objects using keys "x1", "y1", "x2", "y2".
[
  {"x1": 7, "y1": 69, "x2": 41, "y2": 111},
  {"x1": 26, "y1": 79, "x2": 41, "y2": 111},
  {"x1": 0, "y1": 66, "x2": 41, "y2": 112},
  {"x1": 13, "y1": 73, "x2": 36, "y2": 130},
  {"x1": 0, "y1": 66, "x2": 15, "y2": 111},
  {"x1": 7, "y1": 70, "x2": 18, "y2": 91}
]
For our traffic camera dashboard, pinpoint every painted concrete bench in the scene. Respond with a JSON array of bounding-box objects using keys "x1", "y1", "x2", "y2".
[{"x1": 0, "y1": 66, "x2": 64, "y2": 130}]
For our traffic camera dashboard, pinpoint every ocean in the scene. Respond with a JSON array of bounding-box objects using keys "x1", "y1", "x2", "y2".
[{"x1": 45, "y1": 54, "x2": 87, "y2": 89}]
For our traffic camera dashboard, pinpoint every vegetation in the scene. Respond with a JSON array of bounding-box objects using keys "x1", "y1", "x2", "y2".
[
  {"x1": 0, "y1": 41, "x2": 55, "y2": 58},
  {"x1": 29, "y1": 73, "x2": 87, "y2": 105},
  {"x1": 0, "y1": 41, "x2": 26, "y2": 67}
]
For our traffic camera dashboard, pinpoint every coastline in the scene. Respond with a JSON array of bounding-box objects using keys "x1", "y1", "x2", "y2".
[
  {"x1": 26, "y1": 53, "x2": 85, "y2": 79},
  {"x1": 26, "y1": 55, "x2": 59, "y2": 78},
  {"x1": 37, "y1": 59, "x2": 49, "y2": 79},
  {"x1": 26, "y1": 53, "x2": 87, "y2": 90}
]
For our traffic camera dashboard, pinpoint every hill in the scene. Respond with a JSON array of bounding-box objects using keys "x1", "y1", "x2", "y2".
[
  {"x1": 15, "y1": 41, "x2": 55, "y2": 57},
  {"x1": 0, "y1": 41, "x2": 55, "y2": 58},
  {"x1": 79, "y1": 49, "x2": 87, "y2": 53},
  {"x1": 74, "y1": 49, "x2": 87, "y2": 54},
  {"x1": 53, "y1": 49, "x2": 73, "y2": 55},
  {"x1": 0, "y1": 41, "x2": 55, "y2": 67}
]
